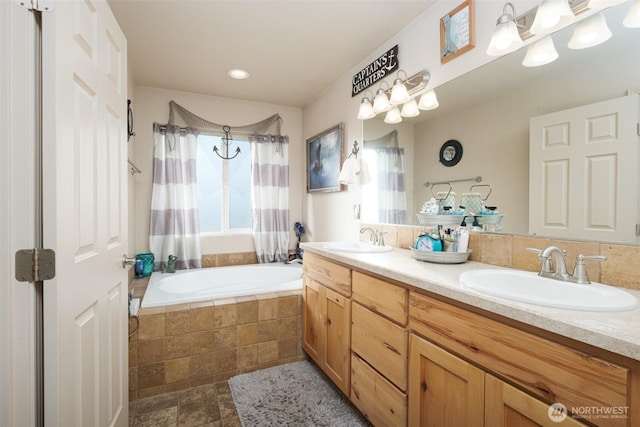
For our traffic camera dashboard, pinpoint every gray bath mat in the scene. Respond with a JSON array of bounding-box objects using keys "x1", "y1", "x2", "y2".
[{"x1": 228, "y1": 360, "x2": 368, "y2": 426}]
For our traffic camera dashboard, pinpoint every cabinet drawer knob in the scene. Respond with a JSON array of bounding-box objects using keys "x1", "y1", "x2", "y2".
[{"x1": 421, "y1": 380, "x2": 428, "y2": 392}]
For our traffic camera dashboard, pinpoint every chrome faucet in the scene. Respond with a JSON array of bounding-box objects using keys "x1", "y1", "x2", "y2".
[
  {"x1": 540, "y1": 246, "x2": 569, "y2": 280},
  {"x1": 527, "y1": 247, "x2": 606, "y2": 284},
  {"x1": 360, "y1": 227, "x2": 387, "y2": 246}
]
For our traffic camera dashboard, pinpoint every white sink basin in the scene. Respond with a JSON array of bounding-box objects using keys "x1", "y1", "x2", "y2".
[
  {"x1": 322, "y1": 241, "x2": 393, "y2": 253},
  {"x1": 459, "y1": 269, "x2": 638, "y2": 312}
]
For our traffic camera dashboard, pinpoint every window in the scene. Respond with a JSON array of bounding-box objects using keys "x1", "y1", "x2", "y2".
[{"x1": 196, "y1": 134, "x2": 252, "y2": 233}]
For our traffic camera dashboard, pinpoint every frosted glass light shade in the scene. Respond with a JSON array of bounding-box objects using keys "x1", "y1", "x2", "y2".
[
  {"x1": 486, "y1": 19, "x2": 524, "y2": 56},
  {"x1": 417, "y1": 90, "x2": 439, "y2": 110},
  {"x1": 400, "y1": 98, "x2": 420, "y2": 117},
  {"x1": 357, "y1": 97, "x2": 375, "y2": 120},
  {"x1": 522, "y1": 36, "x2": 559, "y2": 67},
  {"x1": 587, "y1": 0, "x2": 626, "y2": 10},
  {"x1": 384, "y1": 106, "x2": 402, "y2": 124},
  {"x1": 624, "y1": 0, "x2": 640, "y2": 28},
  {"x1": 530, "y1": 0, "x2": 575, "y2": 35},
  {"x1": 373, "y1": 88, "x2": 391, "y2": 113},
  {"x1": 390, "y1": 79, "x2": 411, "y2": 104},
  {"x1": 568, "y1": 12, "x2": 612, "y2": 49}
]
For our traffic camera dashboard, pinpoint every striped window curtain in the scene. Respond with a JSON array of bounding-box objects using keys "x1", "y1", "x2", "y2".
[
  {"x1": 250, "y1": 135, "x2": 290, "y2": 263},
  {"x1": 149, "y1": 123, "x2": 202, "y2": 270},
  {"x1": 375, "y1": 147, "x2": 407, "y2": 224}
]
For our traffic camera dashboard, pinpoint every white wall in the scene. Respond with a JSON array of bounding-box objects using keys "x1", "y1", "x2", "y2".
[
  {"x1": 133, "y1": 86, "x2": 303, "y2": 255},
  {"x1": 301, "y1": 0, "x2": 540, "y2": 242}
]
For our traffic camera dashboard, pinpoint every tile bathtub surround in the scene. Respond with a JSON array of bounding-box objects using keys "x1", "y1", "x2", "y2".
[
  {"x1": 129, "y1": 291, "x2": 304, "y2": 401},
  {"x1": 360, "y1": 223, "x2": 640, "y2": 290},
  {"x1": 201, "y1": 251, "x2": 258, "y2": 268}
]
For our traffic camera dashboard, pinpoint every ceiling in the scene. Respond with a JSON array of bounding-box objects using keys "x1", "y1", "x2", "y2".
[{"x1": 108, "y1": 0, "x2": 437, "y2": 108}]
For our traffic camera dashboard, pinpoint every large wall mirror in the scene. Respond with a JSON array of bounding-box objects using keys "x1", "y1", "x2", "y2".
[{"x1": 362, "y1": 3, "x2": 639, "y2": 243}]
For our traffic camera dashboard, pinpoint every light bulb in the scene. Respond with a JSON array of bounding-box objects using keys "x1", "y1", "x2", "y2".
[
  {"x1": 568, "y1": 12, "x2": 612, "y2": 49},
  {"x1": 357, "y1": 97, "x2": 375, "y2": 120},
  {"x1": 400, "y1": 98, "x2": 420, "y2": 117},
  {"x1": 373, "y1": 88, "x2": 390, "y2": 113},
  {"x1": 418, "y1": 90, "x2": 439, "y2": 110},
  {"x1": 384, "y1": 106, "x2": 402, "y2": 124},
  {"x1": 530, "y1": 0, "x2": 575, "y2": 35},
  {"x1": 390, "y1": 78, "x2": 410, "y2": 104},
  {"x1": 487, "y1": 19, "x2": 523, "y2": 56},
  {"x1": 624, "y1": 0, "x2": 640, "y2": 28},
  {"x1": 522, "y1": 36, "x2": 559, "y2": 67}
]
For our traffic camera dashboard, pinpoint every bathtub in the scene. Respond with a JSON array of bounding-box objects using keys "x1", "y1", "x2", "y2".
[{"x1": 141, "y1": 263, "x2": 303, "y2": 308}]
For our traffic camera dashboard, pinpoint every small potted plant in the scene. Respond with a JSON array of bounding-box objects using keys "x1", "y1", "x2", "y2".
[{"x1": 294, "y1": 221, "x2": 306, "y2": 260}]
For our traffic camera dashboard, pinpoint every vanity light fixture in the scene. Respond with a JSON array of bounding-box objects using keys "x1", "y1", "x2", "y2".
[
  {"x1": 486, "y1": 2, "x2": 524, "y2": 56},
  {"x1": 624, "y1": 0, "x2": 640, "y2": 27},
  {"x1": 372, "y1": 81, "x2": 391, "y2": 113},
  {"x1": 568, "y1": 11, "x2": 612, "y2": 48},
  {"x1": 529, "y1": 0, "x2": 576, "y2": 35},
  {"x1": 357, "y1": 90, "x2": 376, "y2": 120},
  {"x1": 390, "y1": 70, "x2": 411, "y2": 104},
  {"x1": 357, "y1": 70, "x2": 437, "y2": 121},
  {"x1": 522, "y1": 35, "x2": 559, "y2": 67}
]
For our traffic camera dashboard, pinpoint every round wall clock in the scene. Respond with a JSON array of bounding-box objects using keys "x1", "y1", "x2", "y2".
[{"x1": 439, "y1": 139, "x2": 463, "y2": 167}]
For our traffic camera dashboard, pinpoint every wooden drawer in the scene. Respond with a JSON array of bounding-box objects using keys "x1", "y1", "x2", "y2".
[
  {"x1": 409, "y1": 292, "x2": 629, "y2": 427},
  {"x1": 352, "y1": 302, "x2": 407, "y2": 391},
  {"x1": 303, "y1": 252, "x2": 351, "y2": 297},
  {"x1": 351, "y1": 353, "x2": 407, "y2": 427},
  {"x1": 352, "y1": 271, "x2": 407, "y2": 326}
]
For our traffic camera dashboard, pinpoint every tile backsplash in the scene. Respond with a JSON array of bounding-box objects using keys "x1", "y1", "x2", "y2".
[{"x1": 361, "y1": 223, "x2": 640, "y2": 290}]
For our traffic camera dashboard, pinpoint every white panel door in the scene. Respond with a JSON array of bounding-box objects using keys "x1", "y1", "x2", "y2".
[
  {"x1": 529, "y1": 94, "x2": 639, "y2": 244},
  {"x1": 41, "y1": 1, "x2": 128, "y2": 426}
]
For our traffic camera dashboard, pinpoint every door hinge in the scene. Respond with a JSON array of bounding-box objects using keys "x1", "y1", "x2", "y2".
[
  {"x1": 14, "y1": 0, "x2": 54, "y2": 12},
  {"x1": 15, "y1": 249, "x2": 56, "y2": 282}
]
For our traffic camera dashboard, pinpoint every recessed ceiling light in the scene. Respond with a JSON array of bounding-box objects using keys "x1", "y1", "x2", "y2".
[{"x1": 227, "y1": 69, "x2": 250, "y2": 80}]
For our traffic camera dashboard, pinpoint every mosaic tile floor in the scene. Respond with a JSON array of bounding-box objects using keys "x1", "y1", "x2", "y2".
[{"x1": 129, "y1": 382, "x2": 241, "y2": 427}]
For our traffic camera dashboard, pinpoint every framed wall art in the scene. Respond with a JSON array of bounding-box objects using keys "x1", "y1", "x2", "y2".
[
  {"x1": 440, "y1": 0, "x2": 475, "y2": 64},
  {"x1": 306, "y1": 123, "x2": 344, "y2": 193}
]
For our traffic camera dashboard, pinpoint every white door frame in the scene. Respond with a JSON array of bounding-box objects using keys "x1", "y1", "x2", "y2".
[{"x1": 0, "y1": 2, "x2": 40, "y2": 426}]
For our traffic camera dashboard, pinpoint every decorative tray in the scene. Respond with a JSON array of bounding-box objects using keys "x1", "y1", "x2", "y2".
[
  {"x1": 416, "y1": 213, "x2": 465, "y2": 226},
  {"x1": 410, "y1": 247, "x2": 472, "y2": 264}
]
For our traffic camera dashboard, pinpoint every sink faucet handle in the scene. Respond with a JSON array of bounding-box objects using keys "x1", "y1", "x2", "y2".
[
  {"x1": 526, "y1": 247, "x2": 542, "y2": 255},
  {"x1": 572, "y1": 254, "x2": 607, "y2": 284},
  {"x1": 377, "y1": 231, "x2": 387, "y2": 246},
  {"x1": 578, "y1": 254, "x2": 607, "y2": 262}
]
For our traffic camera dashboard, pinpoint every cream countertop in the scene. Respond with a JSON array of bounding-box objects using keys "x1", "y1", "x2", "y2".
[{"x1": 301, "y1": 242, "x2": 640, "y2": 362}]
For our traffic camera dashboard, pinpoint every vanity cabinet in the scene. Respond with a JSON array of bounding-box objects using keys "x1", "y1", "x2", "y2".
[
  {"x1": 408, "y1": 334, "x2": 484, "y2": 427},
  {"x1": 302, "y1": 252, "x2": 351, "y2": 395},
  {"x1": 409, "y1": 291, "x2": 627, "y2": 427},
  {"x1": 351, "y1": 271, "x2": 409, "y2": 426}
]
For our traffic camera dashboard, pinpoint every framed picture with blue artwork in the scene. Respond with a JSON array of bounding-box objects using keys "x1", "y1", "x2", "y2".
[
  {"x1": 306, "y1": 123, "x2": 344, "y2": 193},
  {"x1": 440, "y1": 0, "x2": 475, "y2": 64}
]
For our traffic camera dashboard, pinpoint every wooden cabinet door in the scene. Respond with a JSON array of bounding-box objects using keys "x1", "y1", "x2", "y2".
[
  {"x1": 485, "y1": 374, "x2": 588, "y2": 427},
  {"x1": 408, "y1": 334, "x2": 484, "y2": 427},
  {"x1": 324, "y1": 287, "x2": 351, "y2": 395},
  {"x1": 302, "y1": 277, "x2": 323, "y2": 364},
  {"x1": 351, "y1": 353, "x2": 407, "y2": 427}
]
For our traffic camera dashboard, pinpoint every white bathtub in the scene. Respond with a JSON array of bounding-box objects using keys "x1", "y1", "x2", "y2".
[{"x1": 141, "y1": 263, "x2": 303, "y2": 308}]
